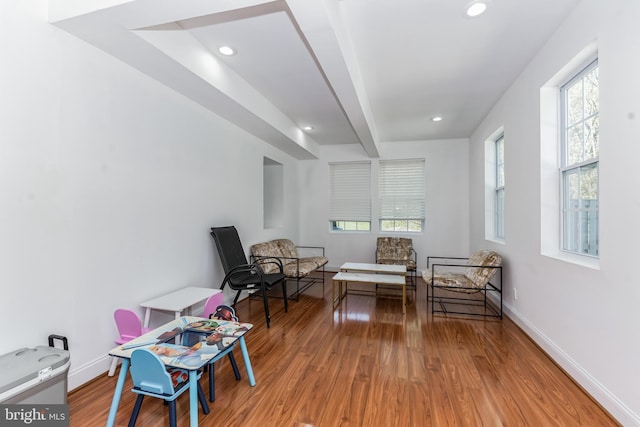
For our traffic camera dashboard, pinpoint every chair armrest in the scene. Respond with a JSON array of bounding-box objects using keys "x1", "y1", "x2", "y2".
[
  {"x1": 428, "y1": 263, "x2": 502, "y2": 290},
  {"x1": 222, "y1": 264, "x2": 264, "y2": 287},
  {"x1": 250, "y1": 256, "x2": 284, "y2": 273},
  {"x1": 428, "y1": 262, "x2": 501, "y2": 273},
  {"x1": 429, "y1": 262, "x2": 470, "y2": 270},
  {"x1": 426, "y1": 256, "x2": 469, "y2": 268},
  {"x1": 226, "y1": 263, "x2": 262, "y2": 276},
  {"x1": 251, "y1": 254, "x2": 291, "y2": 263}
]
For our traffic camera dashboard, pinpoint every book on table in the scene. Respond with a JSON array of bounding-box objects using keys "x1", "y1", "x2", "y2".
[{"x1": 117, "y1": 316, "x2": 252, "y2": 369}]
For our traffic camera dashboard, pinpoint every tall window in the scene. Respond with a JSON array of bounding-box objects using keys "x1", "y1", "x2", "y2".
[
  {"x1": 378, "y1": 159, "x2": 425, "y2": 232},
  {"x1": 329, "y1": 161, "x2": 371, "y2": 231},
  {"x1": 560, "y1": 60, "x2": 599, "y2": 256},
  {"x1": 495, "y1": 135, "x2": 505, "y2": 240}
]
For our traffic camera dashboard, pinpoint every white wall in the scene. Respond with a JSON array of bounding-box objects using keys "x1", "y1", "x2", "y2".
[
  {"x1": 468, "y1": 0, "x2": 640, "y2": 424},
  {"x1": 299, "y1": 140, "x2": 470, "y2": 272},
  {"x1": 0, "y1": 2, "x2": 301, "y2": 391}
]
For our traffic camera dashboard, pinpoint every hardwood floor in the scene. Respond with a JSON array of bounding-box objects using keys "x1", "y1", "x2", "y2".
[{"x1": 71, "y1": 274, "x2": 619, "y2": 426}]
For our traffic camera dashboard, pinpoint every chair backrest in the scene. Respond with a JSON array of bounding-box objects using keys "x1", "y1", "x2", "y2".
[
  {"x1": 210, "y1": 226, "x2": 249, "y2": 274},
  {"x1": 130, "y1": 348, "x2": 175, "y2": 395},
  {"x1": 114, "y1": 309, "x2": 144, "y2": 344},
  {"x1": 250, "y1": 239, "x2": 297, "y2": 274},
  {"x1": 464, "y1": 250, "x2": 502, "y2": 287},
  {"x1": 202, "y1": 293, "x2": 224, "y2": 319},
  {"x1": 376, "y1": 237, "x2": 416, "y2": 269}
]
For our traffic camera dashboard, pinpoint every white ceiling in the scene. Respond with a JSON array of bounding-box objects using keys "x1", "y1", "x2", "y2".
[{"x1": 49, "y1": 0, "x2": 581, "y2": 159}]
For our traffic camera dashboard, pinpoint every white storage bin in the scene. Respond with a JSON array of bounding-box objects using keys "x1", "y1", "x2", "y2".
[{"x1": 0, "y1": 336, "x2": 70, "y2": 404}]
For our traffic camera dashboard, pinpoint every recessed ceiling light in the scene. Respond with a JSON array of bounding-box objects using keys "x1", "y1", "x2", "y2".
[
  {"x1": 218, "y1": 46, "x2": 236, "y2": 56},
  {"x1": 464, "y1": 1, "x2": 488, "y2": 17},
  {"x1": 302, "y1": 126, "x2": 314, "y2": 131},
  {"x1": 431, "y1": 116, "x2": 443, "y2": 122}
]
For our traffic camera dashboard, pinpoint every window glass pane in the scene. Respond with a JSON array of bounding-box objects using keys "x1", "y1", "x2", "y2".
[
  {"x1": 394, "y1": 220, "x2": 408, "y2": 232},
  {"x1": 567, "y1": 125, "x2": 584, "y2": 165},
  {"x1": 563, "y1": 61, "x2": 599, "y2": 168},
  {"x1": 585, "y1": 116, "x2": 599, "y2": 159},
  {"x1": 581, "y1": 163, "x2": 598, "y2": 200},
  {"x1": 496, "y1": 137, "x2": 505, "y2": 188},
  {"x1": 562, "y1": 164, "x2": 598, "y2": 255},
  {"x1": 565, "y1": 169, "x2": 580, "y2": 201},
  {"x1": 380, "y1": 219, "x2": 423, "y2": 233},
  {"x1": 331, "y1": 220, "x2": 370, "y2": 231},
  {"x1": 567, "y1": 81, "x2": 584, "y2": 126},
  {"x1": 496, "y1": 188, "x2": 504, "y2": 239},
  {"x1": 407, "y1": 220, "x2": 422, "y2": 232},
  {"x1": 584, "y1": 67, "x2": 599, "y2": 117}
]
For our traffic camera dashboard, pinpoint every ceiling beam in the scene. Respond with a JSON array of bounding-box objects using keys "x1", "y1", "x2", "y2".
[
  {"x1": 48, "y1": 0, "x2": 323, "y2": 160},
  {"x1": 285, "y1": 0, "x2": 380, "y2": 158}
]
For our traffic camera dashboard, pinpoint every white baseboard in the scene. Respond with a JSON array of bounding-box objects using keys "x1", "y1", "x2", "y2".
[
  {"x1": 503, "y1": 302, "x2": 639, "y2": 426},
  {"x1": 68, "y1": 355, "x2": 112, "y2": 392}
]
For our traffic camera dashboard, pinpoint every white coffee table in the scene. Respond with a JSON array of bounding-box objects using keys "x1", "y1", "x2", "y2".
[
  {"x1": 340, "y1": 262, "x2": 407, "y2": 275},
  {"x1": 332, "y1": 267, "x2": 408, "y2": 314}
]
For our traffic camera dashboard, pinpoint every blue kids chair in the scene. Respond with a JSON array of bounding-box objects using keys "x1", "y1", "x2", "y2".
[{"x1": 128, "y1": 348, "x2": 209, "y2": 427}]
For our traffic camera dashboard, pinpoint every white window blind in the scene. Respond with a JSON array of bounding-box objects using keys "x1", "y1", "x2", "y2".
[
  {"x1": 379, "y1": 159, "x2": 425, "y2": 221},
  {"x1": 329, "y1": 161, "x2": 371, "y2": 221}
]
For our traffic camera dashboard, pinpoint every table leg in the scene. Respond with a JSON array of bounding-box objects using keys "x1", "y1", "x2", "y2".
[
  {"x1": 332, "y1": 279, "x2": 347, "y2": 310},
  {"x1": 402, "y1": 283, "x2": 406, "y2": 314},
  {"x1": 332, "y1": 278, "x2": 335, "y2": 309},
  {"x1": 174, "y1": 311, "x2": 183, "y2": 344},
  {"x1": 189, "y1": 370, "x2": 198, "y2": 427},
  {"x1": 143, "y1": 308, "x2": 152, "y2": 328},
  {"x1": 106, "y1": 358, "x2": 129, "y2": 427},
  {"x1": 238, "y1": 336, "x2": 256, "y2": 386}
]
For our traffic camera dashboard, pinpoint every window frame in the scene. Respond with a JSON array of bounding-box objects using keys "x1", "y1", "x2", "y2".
[
  {"x1": 559, "y1": 59, "x2": 599, "y2": 257},
  {"x1": 495, "y1": 134, "x2": 505, "y2": 240}
]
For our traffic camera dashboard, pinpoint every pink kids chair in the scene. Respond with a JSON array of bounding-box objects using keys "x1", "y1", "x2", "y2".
[
  {"x1": 199, "y1": 293, "x2": 242, "y2": 402},
  {"x1": 108, "y1": 309, "x2": 151, "y2": 376},
  {"x1": 201, "y1": 292, "x2": 224, "y2": 319}
]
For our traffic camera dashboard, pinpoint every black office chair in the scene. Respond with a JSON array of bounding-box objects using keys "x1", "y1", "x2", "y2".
[{"x1": 210, "y1": 226, "x2": 288, "y2": 328}]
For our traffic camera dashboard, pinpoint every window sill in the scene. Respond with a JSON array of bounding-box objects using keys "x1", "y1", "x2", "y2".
[
  {"x1": 541, "y1": 249, "x2": 600, "y2": 270},
  {"x1": 485, "y1": 237, "x2": 505, "y2": 245}
]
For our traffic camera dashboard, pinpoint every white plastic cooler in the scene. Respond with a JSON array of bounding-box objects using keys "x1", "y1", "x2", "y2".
[{"x1": 0, "y1": 337, "x2": 70, "y2": 404}]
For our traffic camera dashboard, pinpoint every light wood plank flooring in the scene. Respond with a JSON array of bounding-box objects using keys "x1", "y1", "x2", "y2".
[{"x1": 70, "y1": 274, "x2": 619, "y2": 426}]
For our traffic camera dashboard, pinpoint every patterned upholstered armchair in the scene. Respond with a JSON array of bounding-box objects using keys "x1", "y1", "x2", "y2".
[
  {"x1": 423, "y1": 250, "x2": 502, "y2": 318},
  {"x1": 375, "y1": 237, "x2": 417, "y2": 289}
]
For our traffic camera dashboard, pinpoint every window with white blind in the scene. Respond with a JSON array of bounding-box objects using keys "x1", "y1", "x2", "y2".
[
  {"x1": 378, "y1": 159, "x2": 425, "y2": 232},
  {"x1": 329, "y1": 161, "x2": 371, "y2": 231}
]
